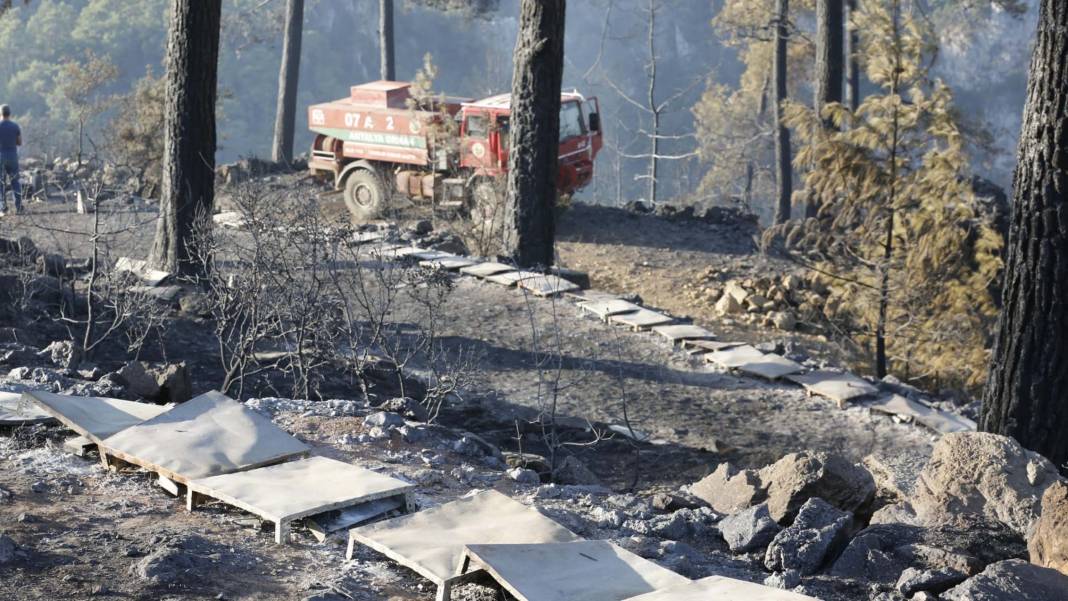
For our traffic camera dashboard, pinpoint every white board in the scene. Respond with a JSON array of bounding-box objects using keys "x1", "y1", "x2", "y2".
[
  {"x1": 651, "y1": 324, "x2": 716, "y2": 343},
  {"x1": 421, "y1": 256, "x2": 479, "y2": 271},
  {"x1": 0, "y1": 391, "x2": 55, "y2": 426},
  {"x1": 347, "y1": 490, "x2": 580, "y2": 585},
  {"x1": 622, "y1": 576, "x2": 819, "y2": 601},
  {"x1": 867, "y1": 394, "x2": 976, "y2": 434},
  {"x1": 485, "y1": 271, "x2": 541, "y2": 287},
  {"x1": 578, "y1": 298, "x2": 642, "y2": 321},
  {"x1": 460, "y1": 262, "x2": 517, "y2": 278},
  {"x1": 188, "y1": 456, "x2": 413, "y2": 544},
  {"x1": 23, "y1": 390, "x2": 169, "y2": 444},
  {"x1": 460, "y1": 541, "x2": 690, "y2": 601},
  {"x1": 610, "y1": 309, "x2": 675, "y2": 331},
  {"x1": 787, "y1": 370, "x2": 879, "y2": 406},
  {"x1": 734, "y1": 353, "x2": 804, "y2": 380},
  {"x1": 100, "y1": 391, "x2": 309, "y2": 484},
  {"x1": 518, "y1": 274, "x2": 582, "y2": 297},
  {"x1": 705, "y1": 345, "x2": 767, "y2": 368}
]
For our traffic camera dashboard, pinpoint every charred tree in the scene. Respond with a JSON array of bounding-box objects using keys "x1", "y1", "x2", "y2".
[
  {"x1": 380, "y1": 0, "x2": 395, "y2": 80},
  {"x1": 504, "y1": 0, "x2": 565, "y2": 267},
  {"x1": 816, "y1": 0, "x2": 844, "y2": 124},
  {"x1": 845, "y1": 0, "x2": 860, "y2": 111},
  {"x1": 982, "y1": 0, "x2": 1068, "y2": 470},
  {"x1": 773, "y1": 0, "x2": 792, "y2": 224},
  {"x1": 272, "y1": 0, "x2": 304, "y2": 164},
  {"x1": 149, "y1": 0, "x2": 222, "y2": 276}
]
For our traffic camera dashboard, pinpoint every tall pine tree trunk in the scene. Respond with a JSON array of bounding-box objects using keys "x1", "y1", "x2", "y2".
[
  {"x1": 845, "y1": 0, "x2": 860, "y2": 111},
  {"x1": 773, "y1": 0, "x2": 792, "y2": 224},
  {"x1": 380, "y1": 0, "x2": 395, "y2": 80},
  {"x1": 149, "y1": 0, "x2": 221, "y2": 277},
  {"x1": 982, "y1": 0, "x2": 1068, "y2": 469},
  {"x1": 272, "y1": 0, "x2": 304, "y2": 164},
  {"x1": 815, "y1": 0, "x2": 844, "y2": 122},
  {"x1": 504, "y1": 0, "x2": 565, "y2": 268}
]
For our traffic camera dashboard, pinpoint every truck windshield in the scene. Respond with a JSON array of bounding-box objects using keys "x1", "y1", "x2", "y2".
[{"x1": 559, "y1": 102, "x2": 586, "y2": 140}]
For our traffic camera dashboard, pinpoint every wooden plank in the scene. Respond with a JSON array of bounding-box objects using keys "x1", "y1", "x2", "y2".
[
  {"x1": 577, "y1": 298, "x2": 642, "y2": 321},
  {"x1": 459, "y1": 262, "x2": 516, "y2": 278},
  {"x1": 651, "y1": 324, "x2": 716, "y2": 343},
  {"x1": 484, "y1": 271, "x2": 541, "y2": 287},
  {"x1": 22, "y1": 391, "x2": 170, "y2": 445},
  {"x1": 0, "y1": 391, "x2": 55, "y2": 426},
  {"x1": 517, "y1": 274, "x2": 581, "y2": 297},
  {"x1": 622, "y1": 575, "x2": 819, "y2": 601},
  {"x1": 786, "y1": 370, "x2": 879, "y2": 407},
  {"x1": 306, "y1": 496, "x2": 405, "y2": 542},
  {"x1": 421, "y1": 256, "x2": 479, "y2": 271}
]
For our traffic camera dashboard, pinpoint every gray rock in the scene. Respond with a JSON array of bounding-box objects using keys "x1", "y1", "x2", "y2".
[
  {"x1": 39, "y1": 340, "x2": 81, "y2": 369},
  {"x1": 896, "y1": 567, "x2": 967, "y2": 596},
  {"x1": 379, "y1": 397, "x2": 429, "y2": 422},
  {"x1": 116, "y1": 361, "x2": 160, "y2": 399},
  {"x1": 911, "y1": 432, "x2": 1064, "y2": 537},
  {"x1": 690, "y1": 462, "x2": 765, "y2": 514},
  {"x1": 765, "y1": 498, "x2": 852, "y2": 575},
  {"x1": 553, "y1": 455, "x2": 600, "y2": 486},
  {"x1": 764, "y1": 569, "x2": 801, "y2": 590},
  {"x1": 718, "y1": 503, "x2": 781, "y2": 553},
  {"x1": 863, "y1": 448, "x2": 930, "y2": 504},
  {"x1": 1029, "y1": 480, "x2": 1068, "y2": 576},
  {"x1": 150, "y1": 363, "x2": 191, "y2": 404},
  {"x1": 649, "y1": 491, "x2": 706, "y2": 513},
  {"x1": 363, "y1": 411, "x2": 404, "y2": 429},
  {"x1": 941, "y1": 559, "x2": 1068, "y2": 601},
  {"x1": 132, "y1": 546, "x2": 197, "y2": 584},
  {"x1": 0, "y1": 534, "x2": 16, "y2": 564},
  {"x1": 831, "y1": 516, "x2": 1027, "y2": 585},
  {"x1": 759, "y1": 451, "x2": 875, "y2": 524},
  {"x1": 507, "y1": 467, "x2": 540, "y2": 485}
]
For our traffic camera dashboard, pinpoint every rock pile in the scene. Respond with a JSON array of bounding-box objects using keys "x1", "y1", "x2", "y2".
[{"x1": 685, "y1": 270, "x2": 834, "y2": 332}]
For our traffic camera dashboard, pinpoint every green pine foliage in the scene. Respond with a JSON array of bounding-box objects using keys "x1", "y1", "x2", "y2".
[{"x1": 768, "y1": 0, "x2": 1002, "y2": 391}]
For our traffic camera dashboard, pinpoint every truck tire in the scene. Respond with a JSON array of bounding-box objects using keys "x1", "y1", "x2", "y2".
[{"x1": 343, "y1": 169, "x2": 388, "y2": 221}]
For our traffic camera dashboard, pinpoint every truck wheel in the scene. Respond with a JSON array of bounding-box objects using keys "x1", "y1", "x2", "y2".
[{"x1": 343, "y1": 169, "x2": 387, "y2": 221}]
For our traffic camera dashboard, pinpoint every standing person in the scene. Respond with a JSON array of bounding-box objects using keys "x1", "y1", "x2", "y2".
[{"x1": 0, "y1": 105, "x2": 22, "y2": 217}]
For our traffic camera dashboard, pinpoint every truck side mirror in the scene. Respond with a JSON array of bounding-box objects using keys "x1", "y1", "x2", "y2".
[{"x1": 588, "y1": 112, "x2": 601, "y2": 133}]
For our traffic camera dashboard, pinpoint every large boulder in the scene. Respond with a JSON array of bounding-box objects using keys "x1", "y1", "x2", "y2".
[
  {"x1": 116, "y1": 361, "x2": 160, "y2": 399},
  {"x1": 690, "y1": 463, "x2": 765, "y2": 515},
  {"x1": 764, "y1": 497, "x2": 852, "y2": 575},
  {"x1": 941, "y1": 559, "x2": 1068, "y2": 601},
  {"x1": 759, "y1": 451, "x2": 876, "y2": 523},
  {"x1": 831, "y1": 513, "x2": 1027, "y2": 586},
  {"x1": 150, "y1": 363, "x2": 192, "y2": 404},
  {"x1": 1029, "y1": 480, "x2": 1068, "y2": 576},
  {"x1": 718, "y1": 503, "x2": 781, "y2": 553},
  {"x1": 911, "y1": 432, "x2": 1063, "y2": 537}
]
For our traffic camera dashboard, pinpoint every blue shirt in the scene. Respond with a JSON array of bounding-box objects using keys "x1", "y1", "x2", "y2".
[{"x1": 0, "y1": 120, "x2": 20, "y2": 155}]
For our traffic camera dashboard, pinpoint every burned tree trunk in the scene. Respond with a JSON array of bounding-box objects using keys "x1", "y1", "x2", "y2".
[
  {"x1": 271, "y1": 0, "x2": 304, "y2": 164},
  {"x1": 773, "y1": 0, "x2": 792, "y2": 224},
  {"x1": 845, "y1": 0, "x2": 860, "y2": 111},
  {"x1": 815, "y1": 0, "x2": 844, "y2": 124},
  {"x1": 380, "y1": 0, "x2": 395, "y2": 80},
  {"x1": 982, "y1": 0, "x2": 1068, "y2": 469},
  {"x1": 504, "y1": 0, "x2": 565, "y2": 268},
  {"x1": 149, "y1": 0, "x2": 221, "y2": 277}
]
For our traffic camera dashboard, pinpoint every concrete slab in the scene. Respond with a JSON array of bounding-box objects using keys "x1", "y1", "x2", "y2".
[
  {"x1": 704, "y1": 344, "x2": 767, "y2": 368},
  {"x1": 459, "y1": 262, "x2": 516, "y2": 278},
  {"x1": 459, "y1": 541, "x2": 690, "y2": 601},
  {"x1": 651, "y1": 324, "x2": 716, "y2": 343},
  {"x1": 868, "y1": 394, "x2": 976, "y2": 434},
  {"x1": 622, "y1": 575, "x2": 819, "y2": 601},
  {"x1": 610, "y1": 309, "x2": 675, "y2": 331},
  {"x1": 563, "y1": 289, "x2": 620, "y2": 302},
  {"x1": 421, "y1": 255, "x2": 479, "y2": 271},
  {"x1": 114, "y1": 257, "x2": 171, "y2": 287},
  {"x1": 23, "y1": 390, "x2": 169, "y2": 444},
  {"x1": 787, "y1": 370, "x2": 879, "y2": 407},
  {"x1": 518, "y1": 274, "x2": 581, "y2": 297},
  {"x1": 578, "y1": 298, "x2": 642, "y2": 321},
  {"x1": 733, "y1": 353, "x2": 805, "y2": 381},
  {"x1": 485, "y1": 271, "x2": 541, "y2": 287},
  {"x1": 187, "y1": 456, "x2": 413, "y2": 544},
  {"x1": 100, "y1": 391, "x2": 309, "y2": 484},
  {"x1": 0, "y1": 391, "x2": 55, "y2": 426},
  {"x1": 347, "y1": 490, "x2": 580, "y2": 600}
]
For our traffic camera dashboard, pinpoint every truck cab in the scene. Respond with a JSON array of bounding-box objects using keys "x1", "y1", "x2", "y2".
[{"x1": 458, "y1": 92, "x2": 603, "y2": 196}]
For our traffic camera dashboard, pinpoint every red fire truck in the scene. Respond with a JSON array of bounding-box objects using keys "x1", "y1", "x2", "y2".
[{"x1": 307, "y1": 81, "x2": 603, "y2": 220}]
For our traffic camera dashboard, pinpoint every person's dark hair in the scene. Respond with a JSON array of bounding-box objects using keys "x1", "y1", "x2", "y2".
[{"x1": 0, "y1": 105, "x2": 10, "y2": 118}]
